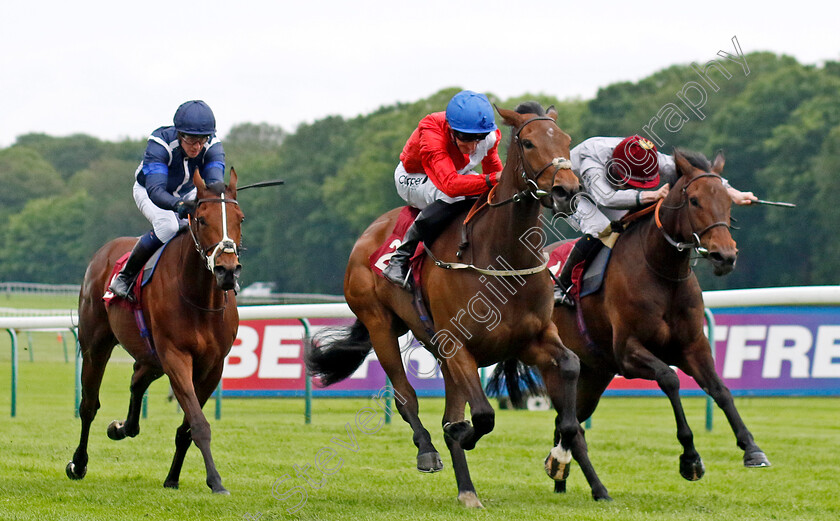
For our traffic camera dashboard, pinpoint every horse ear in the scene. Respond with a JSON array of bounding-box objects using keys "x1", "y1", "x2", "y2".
[
  {"x1": 711, "y1": 150, "x2": 725, "y2": 174},
  {"x1": 495, "y1": 104, "x2": 521, "y2": 127},
  {"x1": 193, "y1": 168, "x2": 206, "y2": 191},
  {"x1": 546, "y1": 105, "x2": 558, "y2": 120},
  {"x1": 228, "y1": 167, "x2": 238, "y2": 193},
  {"x1": 673, "y1": 149, "x2": 694, "y2": 177}
]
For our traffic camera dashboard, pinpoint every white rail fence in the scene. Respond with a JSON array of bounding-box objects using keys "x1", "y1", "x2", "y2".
[{"x1": 2, "y1": 286, "x2": 839, "y2": 418}]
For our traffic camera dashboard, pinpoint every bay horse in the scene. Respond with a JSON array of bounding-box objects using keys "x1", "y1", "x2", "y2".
[
  {"x1": 307, "y1": 106, "x2": 611, "y2": 506},
  {"x1": 66, "y1": 169, "x2": 243, "y2": 494},
  {"x1": 537, "y1": 150, "x2": 769, "y2": 484}
]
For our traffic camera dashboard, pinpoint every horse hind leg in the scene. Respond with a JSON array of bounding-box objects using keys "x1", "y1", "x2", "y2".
[
  {"x1": 66, "y1": 330, "x2": 117, "y2": 480},
  {"x1": 163, "y1": 420, "x2": 192, "y2": 490},
  {"x1": 107, "y1": 361, "x2": 164, "y2": 441},
  {"x1": 368, "y1": 325, "x2": 442, "y2": 472}
]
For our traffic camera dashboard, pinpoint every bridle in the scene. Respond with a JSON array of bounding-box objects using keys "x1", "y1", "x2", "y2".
[
  {"x1": 654, "y1": 173, "x2": 730, "y2": 256},
  {"x1": 488, "y1": 116, "x2": 573, "y2": 207},
  {"x1": 188, "y1": 192, "x2": 241, "y2": 272}
]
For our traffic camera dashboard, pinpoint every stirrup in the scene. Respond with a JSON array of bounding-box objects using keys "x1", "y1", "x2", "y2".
[
  {"x1": 109, "y1": 277, "x2": 137, "y2": 302},
  {"x1": 553, "y1": 285, "x2": 575, "y2": 308},
  {"x1": 383, "y1": 263, "x2": 411, "y2": 290}
]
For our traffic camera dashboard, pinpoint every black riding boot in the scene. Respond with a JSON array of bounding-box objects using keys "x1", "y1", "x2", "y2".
[
  {"x1": 554, "y1": 234, "x2": 603, "y2": 307},
  {"x1": 383, "y1": 200, "x2": 467, "y2": 289},
  {"x1": 109, "y1": 232, "x2": 162, "y2": 302}
]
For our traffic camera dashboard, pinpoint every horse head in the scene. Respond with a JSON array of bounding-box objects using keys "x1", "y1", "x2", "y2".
[
  {"x1": 668, "y1": 150, "x2": 737, "y2": 275},
  {"x1": 191, "y1": 168, "x2": 244, "y2": 290},
  {"x1": 496, "y1": 106, "x2": 580, "y2": 212}
]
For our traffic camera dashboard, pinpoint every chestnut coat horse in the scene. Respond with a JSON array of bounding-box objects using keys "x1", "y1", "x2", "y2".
[
  {"x1": 307, "y1": 106, "x2": 611, "y2": 506},
  {"x1": 66, "y1": 170, "x2": 243, "y2": 494},
  {"x1": 547, "y1": 150, "x2": 769, "y2": 482}
]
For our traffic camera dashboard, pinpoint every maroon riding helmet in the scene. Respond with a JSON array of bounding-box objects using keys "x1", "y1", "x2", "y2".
[{"x1": 609, "y1": 135, "x2": 660, "y2": 189}]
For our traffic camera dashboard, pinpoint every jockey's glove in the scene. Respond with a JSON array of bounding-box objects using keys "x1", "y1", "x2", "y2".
[
  {"x1": 206, "y1": 181, "x2": 226, "y2": 195},
  {"x1": 174, "y1": 199, "x2": 195, "y2": 219}
]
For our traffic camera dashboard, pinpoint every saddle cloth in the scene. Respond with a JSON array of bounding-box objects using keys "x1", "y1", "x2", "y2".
[
  {"x1": 547, "y1": 239, "x2": 612, "y2": 299},
  {"x1": 102, "y1": 239, "x2": 169, "y2": 308},
  {"x1": 369, "y1": 206, "x2": 426, "y2": 286}
]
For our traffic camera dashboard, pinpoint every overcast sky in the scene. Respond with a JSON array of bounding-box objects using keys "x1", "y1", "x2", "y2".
[{"x1": 1, "y1": 1, "x2": 837, "y2": 147}]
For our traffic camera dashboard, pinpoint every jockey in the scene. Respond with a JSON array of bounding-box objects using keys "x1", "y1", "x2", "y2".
[
  {"x1": 383, "y1": 90, "x2": 503, "y2": 288},
  {"x1": 554, "y1": 135, "x2": 756, "y2": 307},
  {"x1": 108, "y1": 100, "x2": 226, "y2": 301}
]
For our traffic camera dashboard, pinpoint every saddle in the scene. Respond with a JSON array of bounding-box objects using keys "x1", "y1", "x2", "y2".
[{"x1": 547, "y1": 239, "x2": 612, "y2": 299}]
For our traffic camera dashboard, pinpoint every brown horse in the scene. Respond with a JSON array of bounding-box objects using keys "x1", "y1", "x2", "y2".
[
  {"x1": 307, "y1": 105, "x2": 611, "y2": 506},
  {"x1": 540, "y1": 150, "x2": 769, "y2": 483},
  {"x1": 66, "y1": 169, "x2": 243, "y2": 494}
]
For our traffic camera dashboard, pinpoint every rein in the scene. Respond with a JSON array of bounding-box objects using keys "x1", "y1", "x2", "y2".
[
  {"x1": 423, "y1": 244, "x2": 549, "y2": 277},
  {"x1": 488, "y1": 116, "x2": 572, "y2": 207},
  {"x1": 188, "y1": 193, "x2": 241, "y2": 272},
  {"x1": 180, "y1": 192, "x2": 241, "y2": 312},
  {"x1": 430, "y1": 115, "x2": 572, "y2": 277},
  {"x1": 177, "y1": 230, "x2": 228, "y2": 313},
  {"x1": 654, "y1": 173, "x2": 730, "y2": 255}
]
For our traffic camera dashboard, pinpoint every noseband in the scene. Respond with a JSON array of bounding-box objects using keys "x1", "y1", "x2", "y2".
[
  {"x1": 488, "y1": 116, "x2": 572, "y2": 207},
  {"x1": 655, "y1": 173, "x2": 730, "y2": 255},
  {"x1": 188, "y1": 193, "x2": 241, "y2": 272}
]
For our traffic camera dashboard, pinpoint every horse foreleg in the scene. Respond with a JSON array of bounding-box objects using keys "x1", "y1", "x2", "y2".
[
  {"x1": 439, "y1": 364, "x2": 482, "y2": 508},
  {"x1": 682, "y1": 345, "x2": 770, "y2": 468},
  {"x1": 619, "y1": 337, "x2": 704, "y2": 481},
  {"x1": 162, "y1": 352, "x2": 228, "y2": 494},
  {"x1": 368, "y1": 326, "x2": 442, "y2": 472},
  {"x1": 108, "y1": 361, "x2": 163, "y2": 440},
  {"x1": 531, "y1": 341, "x2": 611, "y2": 501},
  {"x1": 66, "y1": 334, "x2": 116, "y2": 481}
]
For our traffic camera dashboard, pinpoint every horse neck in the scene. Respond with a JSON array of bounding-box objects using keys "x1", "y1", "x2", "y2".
[
  {"x1": 472, "y1": 147, "x2": 544, "y2": 268},
  {"x1": 173, "y1": 232, "x2": 226, "y2": 309},
  {"x1": 637, "y1": 200, "x2": 692, "y2": 282}
]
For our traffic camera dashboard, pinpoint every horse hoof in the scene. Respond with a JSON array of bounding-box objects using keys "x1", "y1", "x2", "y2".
[
  {"x1": 417, "y1": 451, "x2": 444, "y2": 473},
  {"x1": 679, "y1": 455, "x2": 705, "y2": 481},
  {"x1": 66, "y1": 461, "x2": 86, "y2": 480},
  {"x1": 107, "y1": 420, "x2": 126, "y2": 441},
  {"x1": 553, "y1": 480, "x2": 566, "y2": 493},
  {"x1": 457, "y1": 491, "x2": 483, "y2": 508},
  {"x1": 544, "y1": 446, "x2": 572, "y2": 481},
  {"x1": 744, "y1": 450, "x2": 771, "y2": 468},
  {"x1": 443, "y1": 421, "x2": 476, "y2": 450},
  {"x1": 213, "y1": 487, "x2": 231, "y2": 495},
  {"x1": 163, "y1": 480, "x2": 179, "y2": 489}
]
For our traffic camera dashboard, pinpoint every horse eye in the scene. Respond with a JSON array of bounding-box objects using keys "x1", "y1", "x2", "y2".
[
  {"x1": 522, "y1": 140, "x2": 535, "y2": 150},
  {"x1": 690, "y1": 197, "x2": 700, "y2": 207},
  {"x1": 197, "y1": 217, "x2": 207, "y2": 225}
]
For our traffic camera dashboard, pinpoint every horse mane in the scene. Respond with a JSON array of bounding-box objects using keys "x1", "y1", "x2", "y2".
[
  {"x1": 514, "y1": 101, "x2": 546, "y2": 116},
  {"x1": 673, "y1": 147, "x2": 711, "y2": 173}
]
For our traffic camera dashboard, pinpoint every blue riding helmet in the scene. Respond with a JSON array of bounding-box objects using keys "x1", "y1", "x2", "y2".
[
  {"x1": 173, "y1": 100, "x2": 216, "y2": 135},
  {"x1": 445, "y1": 90, "x2": 497, "y2": 134}
]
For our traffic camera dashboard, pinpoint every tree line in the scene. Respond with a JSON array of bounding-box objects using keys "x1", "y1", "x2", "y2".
[{"x1": 1, "y1": 52, "x2": 838, "y2": 294}]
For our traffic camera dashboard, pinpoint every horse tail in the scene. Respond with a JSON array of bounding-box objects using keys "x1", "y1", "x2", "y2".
[
  {"x1": 305, "y1": 320, "x2": 372, "y2": 386},
  {"x1": 485, "y1": 359, "x2": 544, "y2": 409}
]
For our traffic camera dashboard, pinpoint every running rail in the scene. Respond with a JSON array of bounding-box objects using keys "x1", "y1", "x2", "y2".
[{"x1": 2, "y1": 287, "x2": 838, "y2": 418}]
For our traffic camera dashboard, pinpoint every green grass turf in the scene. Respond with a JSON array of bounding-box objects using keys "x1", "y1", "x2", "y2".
[{"x1": 0, "y1": 319, "x2": 839, "y2": 520}]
